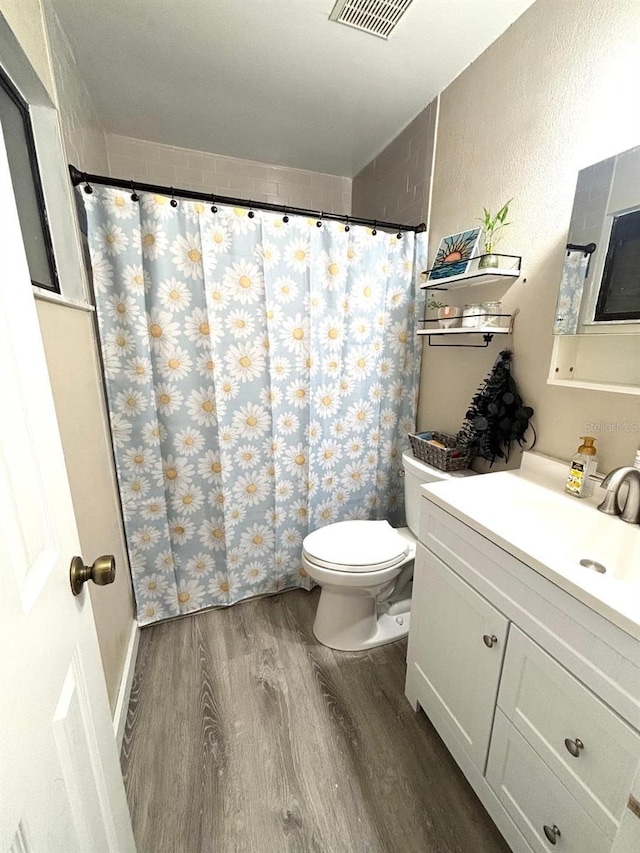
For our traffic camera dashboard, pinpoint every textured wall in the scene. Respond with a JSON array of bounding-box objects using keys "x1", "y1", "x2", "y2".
[
  {"x1": 105, "y1": 133, "x2": 352, "y2": 215},
  {"x1": 43, "y1": 3, "x2": 108, "y2": 173},
  {"x1": 418, "y1": 0, "x2": 640, "y2": 473},
  {"x1": 351, "y1": 101, "x2": 437, "y2": 227},
  {"x1": 0, "y1": 0, "x2": 54, "y2": 97}
]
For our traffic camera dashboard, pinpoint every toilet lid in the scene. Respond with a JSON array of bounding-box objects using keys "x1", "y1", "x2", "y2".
[{"x1": 302, "y1": 520, "x2": 409, "y2": 572}]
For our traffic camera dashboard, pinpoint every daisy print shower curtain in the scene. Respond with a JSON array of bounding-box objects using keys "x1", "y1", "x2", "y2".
[{"x1": 81, "y1": 186, "x2": 426, "y2": 625}]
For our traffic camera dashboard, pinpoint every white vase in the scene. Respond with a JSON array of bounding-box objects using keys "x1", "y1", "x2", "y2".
[{"x1": 437, "y1": 306, "x2": 461, "y2": 328}]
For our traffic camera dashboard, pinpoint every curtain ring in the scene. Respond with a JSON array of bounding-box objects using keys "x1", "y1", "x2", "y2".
[
  {"x1": 397, "y1": 228, "x2": 402, "y2": 239},
  {"x1": 130, "y1": 180, "x2": 139, "y2": 202},
  {"x1": 82, "y1": 173, "x2": 93, "y2": 195},
  {"x1": 248, "y1": 202, "x2": 255, "y2": 219},
  {"x1": 316, "y1": 211, "x2": 323, "y2": 228},
  {"x1": 344, "y1": 217, "x2": 350, "y2": 233},
  {"x1": 210, "y1": 193, "x2": 218, "y2": 214},
  {"x1": 282, "y1": 206, "x2": 289, "y2": 224},
  {"x1": 372, "y1": 220, "x2": 378, "y2": 236},
  {"x1": 170, "y1": 188, "x2": 178, "y2": 208}
]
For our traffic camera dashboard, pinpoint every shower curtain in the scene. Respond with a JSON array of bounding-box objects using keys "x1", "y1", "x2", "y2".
[{"x1": 81, "y1": 186, "x2": 426, "y2": 625}]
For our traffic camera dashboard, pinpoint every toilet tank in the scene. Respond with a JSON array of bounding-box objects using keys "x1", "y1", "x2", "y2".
[{"x1": 401, "y1": 450, "x2": 475, "y2": 536}]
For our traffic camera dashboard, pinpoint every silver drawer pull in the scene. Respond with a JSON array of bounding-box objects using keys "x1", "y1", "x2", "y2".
[
  {"x1": 564, "y1": 737, "x2": 584, "y2": 757},
  {"x1": 483, "y1": 634, "x2": 498, "y2": 648},
  {"x1": 543, "y1": 824, "x2": 561, "y2": 845}
]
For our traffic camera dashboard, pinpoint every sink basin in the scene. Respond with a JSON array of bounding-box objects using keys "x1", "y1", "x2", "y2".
[{"x1": 422, "y1": 452, "x2": 640, "y2": 638}]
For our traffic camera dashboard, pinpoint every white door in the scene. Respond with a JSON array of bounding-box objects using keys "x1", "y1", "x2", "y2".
[{"x1": 0, "y1": 124, "x2": 136, "y2": 851}]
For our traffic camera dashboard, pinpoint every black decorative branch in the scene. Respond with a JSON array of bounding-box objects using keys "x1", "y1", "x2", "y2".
[{"x1": 457, "y1": 350, "x2": 534, "y2": 465}]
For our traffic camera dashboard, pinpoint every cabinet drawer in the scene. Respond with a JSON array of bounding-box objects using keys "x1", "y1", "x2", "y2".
[
  {"x1": 498, "y1": 626, "x2": 640, "y2": 842},
  {"x1": 487, "y1": 710, "x2": 611, "y2": 853},
  {"x1": 406, "y1": 545, "x2": 509, "y2": 772}
]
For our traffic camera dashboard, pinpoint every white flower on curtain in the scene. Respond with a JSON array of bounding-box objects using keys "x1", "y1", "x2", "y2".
[{"x1": 81, "y1": 187, "x2": 425, "y2": 625}]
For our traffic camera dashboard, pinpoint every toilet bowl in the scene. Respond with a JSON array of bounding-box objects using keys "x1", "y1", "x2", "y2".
[
  {"x1": 302, "y1": 451, "x2": 475, "y2": 651},
  {"x1": 302, "y1": 520, "x2": 416, "y2": 650}
]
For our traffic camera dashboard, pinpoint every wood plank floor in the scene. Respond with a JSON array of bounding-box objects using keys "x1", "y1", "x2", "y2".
[{"x1": 121, "y1": 588, "x2": 510, "y2": 853}]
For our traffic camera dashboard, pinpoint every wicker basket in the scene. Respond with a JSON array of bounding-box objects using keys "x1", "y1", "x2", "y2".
[{"x1": 408, "y1": 431, "x2": 471, "y2": 473}]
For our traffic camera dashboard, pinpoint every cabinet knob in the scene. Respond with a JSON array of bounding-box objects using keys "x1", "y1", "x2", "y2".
[
  {"x1": 483, "y1": 634, "x2": 498, "y2": 648},
  {"x1": 543, "y1": 824, "x2": 561, "y2": 845},
  {"x1": 564, "y1": 737, "x2": 584, "y2": 757}
]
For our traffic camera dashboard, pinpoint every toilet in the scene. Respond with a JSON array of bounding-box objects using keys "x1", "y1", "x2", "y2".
[{"x1": 302, "y1": 450, "x2": 475, "y2": 651}]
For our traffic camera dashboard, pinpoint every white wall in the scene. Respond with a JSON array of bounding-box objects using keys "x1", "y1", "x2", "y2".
[
  {"x1": 0, "y1": 0, "x2": 53, "y2": 97},
  {"x1": 42, "y1": 2, "x2": 108, "y2": 173},
  {"x1": 105, "y1": 132, "x2": 352, "y2": 214},
  {"x1": 418, "y1": 0, "x2": 640, "y2": 474}
]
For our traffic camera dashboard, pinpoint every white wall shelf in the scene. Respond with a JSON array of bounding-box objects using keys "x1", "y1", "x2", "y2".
[
  {"x1": 548, "y1": 331, "x2": 640, "y2": 394},
  {"x1": 417, "y1": 324, "x2": 513, "y2": 348},
  {"x1": 418, "y1": 311, "x2": 516, "y2": 347},
  {"x1": 547, "y1": 377, "x2": 640, "y2": 396},
  {"x1": 418, "y1": 326, "x2": 511, "y2": 336},
  {"x1": 421, "y1": 254, "x2": 522, "y2": 290}
]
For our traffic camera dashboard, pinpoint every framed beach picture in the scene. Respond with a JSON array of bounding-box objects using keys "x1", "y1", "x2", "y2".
[{"x1": 428, "y1": 228, "x2": 482, "y2": 281}]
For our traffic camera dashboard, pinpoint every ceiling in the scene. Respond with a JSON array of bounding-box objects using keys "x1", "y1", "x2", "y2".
[{"x1": 51, "y1": 0, "x2": 536, "y2": 177}]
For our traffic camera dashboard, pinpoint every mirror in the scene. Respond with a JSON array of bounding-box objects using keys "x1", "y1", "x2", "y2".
[{"x1": 554, "y1": 144, "x2": 640, "y2": 336}]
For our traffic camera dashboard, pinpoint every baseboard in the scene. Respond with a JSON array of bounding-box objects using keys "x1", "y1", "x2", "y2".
[{"x1": 113, "y1": 620, "x2": 140, "y2": 751}]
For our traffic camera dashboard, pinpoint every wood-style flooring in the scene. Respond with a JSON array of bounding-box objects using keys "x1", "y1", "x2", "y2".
[{"x1": 121, "y1": 588, "x2": 510, "y2": 853}]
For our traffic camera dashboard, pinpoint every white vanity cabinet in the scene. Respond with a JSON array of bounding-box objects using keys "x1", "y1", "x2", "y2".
[{"x1": 406, "y1": 493, "x2": 640, "y2": 853}]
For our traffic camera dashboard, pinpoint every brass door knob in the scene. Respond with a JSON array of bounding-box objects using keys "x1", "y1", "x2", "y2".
[{"x1": 70, "y1": 555, "x2": 116, "y2": 596}]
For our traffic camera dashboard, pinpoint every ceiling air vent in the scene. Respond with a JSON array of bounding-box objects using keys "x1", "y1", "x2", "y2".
[{"x1": 329, "y1": 0, "x2": 414, "y2": 40}]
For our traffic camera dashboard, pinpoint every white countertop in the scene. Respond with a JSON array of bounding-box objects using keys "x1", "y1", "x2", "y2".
[{"x1": 421, "y1": 452, "x2": 640, "y2": 639}]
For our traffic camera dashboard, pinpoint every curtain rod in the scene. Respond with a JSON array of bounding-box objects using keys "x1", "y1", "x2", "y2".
[{"x1": 68, "y1": 165, "x2": 426, "y2": 234}]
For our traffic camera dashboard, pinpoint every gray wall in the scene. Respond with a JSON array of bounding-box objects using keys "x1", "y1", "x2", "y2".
[
  {"x1": 351, "y1": 100, "x2": 437, "y2": 226},
  {"x1": 106, "y1": 133, "x2": 352, "y2": 215}
]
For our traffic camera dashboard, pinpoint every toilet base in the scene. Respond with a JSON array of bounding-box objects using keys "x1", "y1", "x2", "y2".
[
  {"x1": 387, "y1": 597, "x2": 411, "y2": 616},
  {"x1": 312, "y1": 588, "x2": 411, "y2": 651}
]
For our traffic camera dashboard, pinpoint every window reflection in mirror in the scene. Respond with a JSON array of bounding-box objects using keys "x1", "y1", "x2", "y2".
[
  {"x1": 594, "y1": 208, "x2": 640, "y2": 322},
  {"x1": 558, "y1": 144, "x2": 640, "y2": 334}
]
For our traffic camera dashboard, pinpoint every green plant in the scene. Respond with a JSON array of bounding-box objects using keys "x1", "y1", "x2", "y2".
[
  {"x1": 456, "y1": 350, "x2": 534, "y2": 465},
  {"x1": 479, "y1": 199, "x2": 512, "y2": 254},
  {"x1": 425, "y1": 293, "x2": 445, "y2": 310}
]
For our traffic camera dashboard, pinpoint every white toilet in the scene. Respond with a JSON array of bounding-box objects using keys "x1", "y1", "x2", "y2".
[{"x1": 302, "y1": 450, "x2": 475, "y2": 651}]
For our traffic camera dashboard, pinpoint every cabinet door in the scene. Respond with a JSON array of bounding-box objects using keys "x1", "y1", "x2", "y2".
[{"x1": 406, "y1": 543, "x2": 509, "y2": 772}]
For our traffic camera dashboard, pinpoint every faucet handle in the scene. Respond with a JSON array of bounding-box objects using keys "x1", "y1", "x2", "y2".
[
  {"x1": 597, "y1": 466, "x2": 640, "y2": 524},
  {"x1": 597, "y1": 490, "x2": 620, "y2": 516},
  {"x1": 597, "y1": 466, "x2": 626, "y2": 516}
]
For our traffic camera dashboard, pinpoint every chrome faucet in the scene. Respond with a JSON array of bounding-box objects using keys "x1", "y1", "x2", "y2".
[{"x1": 597, "y1": 467, "x2": 640, "y2": 524}]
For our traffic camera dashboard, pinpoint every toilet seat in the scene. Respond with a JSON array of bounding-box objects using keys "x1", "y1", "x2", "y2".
[{"x1": 302, "y1": 519, "x2": 409, "y2": 573}]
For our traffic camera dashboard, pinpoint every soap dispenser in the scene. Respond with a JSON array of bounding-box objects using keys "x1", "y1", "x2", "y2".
[{"x1": 565, "y1": 437, "x2": 598, "y2": 498}]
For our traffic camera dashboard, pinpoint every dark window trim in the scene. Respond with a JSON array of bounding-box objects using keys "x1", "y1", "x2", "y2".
[
  {"x1": 594, "y1": 209, "x2": 640, "y2": 322},
  {"x1": 0, "y1": 66, "x2": 60, "y2": 293}
]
